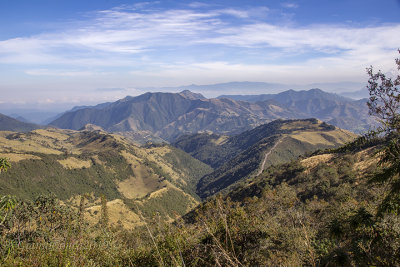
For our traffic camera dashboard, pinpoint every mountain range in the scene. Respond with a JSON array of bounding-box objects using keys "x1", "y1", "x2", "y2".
[
  {"x1": 141, "y1": 81, "x2": 365, "y2": 97},
  {"x1": 48, "y1": 88, "x2": 374, "y2": 143}
]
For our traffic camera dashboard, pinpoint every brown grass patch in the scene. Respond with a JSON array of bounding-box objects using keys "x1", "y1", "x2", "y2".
[
  {"x1": 85, "y1": 199, "x2": 143, "y2": 229},
  {"x1": 118, "y1": 173, "x2": 165, "y2": 199},
  {"x1": 280, "y1": 120, "x2": 320, "y2": 130},
  {"x1": 58, "y1": 157, "x2": 92, "y2": 169},
  {"x1": 301, "y1": 154, "x2": 335, "y2": 170},
  {"x1": 0, "y1": 153, "x2": 41, "y2": 162},
  {"x1": 211, "y1": 135, "x2": 229, "y2": 145},
  {"x1": 32, "y1": 129, "x2": 71, "y2": 141},
  {"x1": 119, "y1": 150, "x2": 165, "y2": 198},
  {"x1": 352, "y1": 148, "x2": 379, "y2": 176},
  {"x1": 290, "y1": 130, "x2": 356, "y2": 146}
]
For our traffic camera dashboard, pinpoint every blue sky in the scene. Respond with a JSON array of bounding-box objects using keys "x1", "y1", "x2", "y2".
[{"x1": 0, "y1": 0, "x2": 400, "y2": 107}]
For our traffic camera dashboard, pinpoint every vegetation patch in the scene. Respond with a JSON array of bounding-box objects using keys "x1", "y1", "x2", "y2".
[
  {"x1": 85, "y1": 198, "x2": 142, "y2": 229},
  {"x1": 32, "y1": 128, "x2": 71, "y2": 141},
  {"x1": 289, "y1": 130, "x2": 355, "y2": 146},
  {"x1": 117, "y1": 173, "x2": 165, "y2": 199},
  {"x1": 301, "y1": 153, "x2": 334, "y2": 170},
  {"x1": 58, "y1": 157, "x2": 92, "y2": 169}
]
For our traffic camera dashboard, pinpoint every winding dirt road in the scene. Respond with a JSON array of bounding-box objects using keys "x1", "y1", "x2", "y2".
[{"x1": 256, "y1": 137, "x2": 284, "y2": 176}]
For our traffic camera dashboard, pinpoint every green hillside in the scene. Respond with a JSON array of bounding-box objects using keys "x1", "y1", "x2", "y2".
[
  {"x1": 0, "y1": 128, "x2": 212, "y2": 227},
  {"x1": 174, "y1": 119, "x2": 357, "y2": 198},
  {"x1": 176, "y1": 140, "x2": 395, "y2": 266},
  {"x1": 2, "y1": 134, "x2": 398, "y2": 266}
]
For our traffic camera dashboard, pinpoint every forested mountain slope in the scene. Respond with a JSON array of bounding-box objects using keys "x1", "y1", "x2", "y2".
[
  {"x1": 0, "y1": 128, "x2": 212, "y2": 228},
  {"x1": 175, "y1": 119, "x2": 357, "y2": 198}
]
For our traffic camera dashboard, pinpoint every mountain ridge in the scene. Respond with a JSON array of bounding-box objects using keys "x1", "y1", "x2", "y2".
[
  {"x1": 174, "y1": 118, "x2": 357, "y2": 198},
  {"x1": 49, "y1": 89, "x2": 373, "y2": 141},
  {"x1": 0, "y1": 113, "x2": 42, "y2": 132}
]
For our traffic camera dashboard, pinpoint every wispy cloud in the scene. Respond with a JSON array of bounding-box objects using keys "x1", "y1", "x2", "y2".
[
  {"x1": 0, "y1": 2, "x2": 399, "y2": 94},
  {"x1": 282, "y1": 2, "x2": 299, "y2": 9}
]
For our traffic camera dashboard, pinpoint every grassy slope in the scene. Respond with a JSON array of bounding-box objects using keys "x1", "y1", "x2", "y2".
[
  {"x1": 2, "y1": 134, "x2": 398, "y2": 266},
  {"x1": 0, "y1": 128, "x2": 212, "y2": 228},
  {"x1": 196, "y1": 119, "x2": 357, "y2": 198},
  {"x1": 174, "y1": 141, "x2": 393, "y2": 265}
]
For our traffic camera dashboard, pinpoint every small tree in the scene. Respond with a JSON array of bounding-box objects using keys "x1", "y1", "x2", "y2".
[
  {"x1": 367, "y1": 49, "x2": 400, "y2": 215},
  {"x1": 0, "y1": 158, "x2": 11, "y2": 173}
]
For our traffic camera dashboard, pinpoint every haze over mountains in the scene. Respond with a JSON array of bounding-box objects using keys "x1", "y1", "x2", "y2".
[
  {"x1": 47, "y1": 88, "x2": 372, "y2": 143},
  {"x1": 0, "y1": 113, "x2": 41, "y2": 132},
  {"x1": 141, "y1": 81, "x2": 366, "y2": 98}
]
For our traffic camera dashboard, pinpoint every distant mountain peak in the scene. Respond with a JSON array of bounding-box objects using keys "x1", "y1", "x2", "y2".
[{"x1": 179, "y1": 90, "x2": 206, "y2": 100}]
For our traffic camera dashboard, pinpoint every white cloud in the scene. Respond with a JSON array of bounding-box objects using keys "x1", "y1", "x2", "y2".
[
  {"x1": 0, "y1": 5, "x2": 398, "y2": 70},
  {"x1": 282, "y1": 3, "x2": 298, "y2": 9},
  {"x1": 0, "y1": 3, "x2": 399, "y2": 103}
]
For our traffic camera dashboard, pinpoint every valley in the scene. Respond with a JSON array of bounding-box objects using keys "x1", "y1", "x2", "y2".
[
  {"x1": 2, "y1": 0, "x2": 400, "y2": 264},
  {"x1": 0, "y1": 87, "x2": 397, "y2": 266}
]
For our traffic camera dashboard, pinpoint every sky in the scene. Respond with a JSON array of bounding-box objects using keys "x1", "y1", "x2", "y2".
[{"x1": 0, "y1": 0, "x2": 400, "y2": 110}]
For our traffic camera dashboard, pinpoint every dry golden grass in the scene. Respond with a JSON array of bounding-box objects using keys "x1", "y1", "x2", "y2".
[
  {"x1": 0, "y1": 129, "x2": 81, "y2": 155},
  {"x1": 85, "y1": 199, "x2": 143, "y2": 229},
  {"x1": 118, "y1": 173, "x2": 165, "y2": 199},
  {"x1": 0, "y1": 135, "x2": 63, "y2": 154},
  {"x1": 280, "y1": 120, "x2": 320, "y2": 130},
  {"x1": 118, "y1": 150, "x2": 165, "y2": 199},
  {"x1": 0, "y1": 153, "x2": 41, "y2": 162},
  {"x1": 146, "y1": 146, "x2": 171, "y2": 156},
  {"x1": 146, "y1": 187, "x2": 169, "y2": 199},
  {"x1": 58, "y1": 157, "x2": 92, "y2": 169},
  {"x1": 352, "y1": 148, "x2": 379, "y2": 177},
  {"x1": 301, "y1": 154, "x2": 335, "y2": 170},
  {"x1": 90, "y1": 155, "x2": 105, "y2": 166},
  {"x1": 211, "y1": 135, "x2": 229, "y2": 145},
  {"x1": 289, "y1": 129, "x2": 356, "y2": 146},
  {"x1": 32, "y1": 129, "x2": 71, "y2": 141}
]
